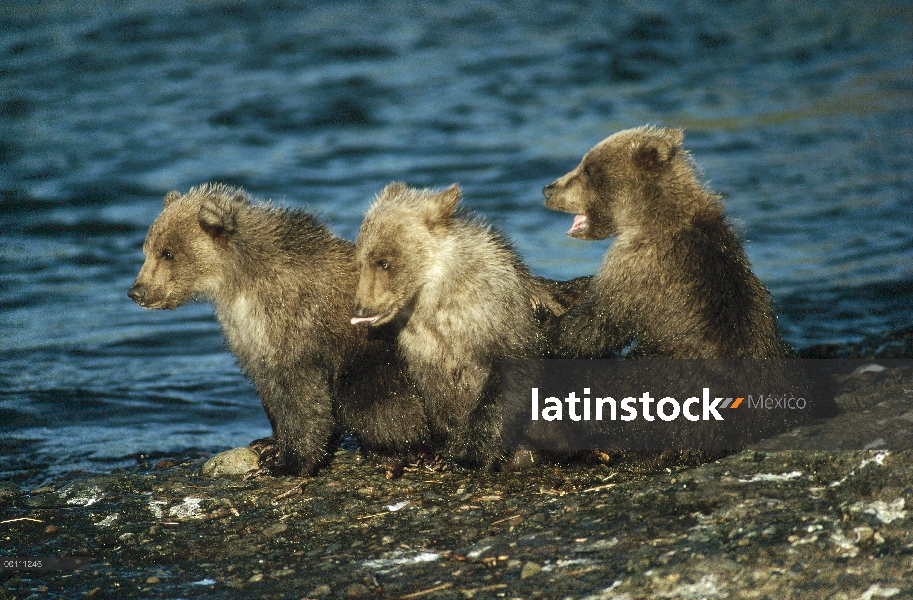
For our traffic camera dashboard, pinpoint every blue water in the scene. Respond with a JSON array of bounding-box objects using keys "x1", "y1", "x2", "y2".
[{"x1": 2, "y1": 0, "x2": 911, "y2": 485}]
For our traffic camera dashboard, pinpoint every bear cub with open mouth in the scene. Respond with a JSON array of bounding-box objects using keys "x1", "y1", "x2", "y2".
[{"x1": 544, "y1": 125, "x2": 793, "y2": 359}]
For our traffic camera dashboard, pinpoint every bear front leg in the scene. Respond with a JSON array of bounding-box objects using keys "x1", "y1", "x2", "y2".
[
  {"x1": 423, "y1": 371, "x2": 502, "y2": 470},
  {"x1": 335, "y1": 377, "x2": 431, "y2": 457},
  {"x1": 335, "y1": 342, "x2": 431, "y2": 457},
  {"x1": 555, "y1": 293, "x2": 631, "y2": 359},
  {"x1": 449, "y1": 384, "x2": 504, "y2": 470},
  {"x1": 255, "y1": 367, "x2": 335, "y2": 476}
]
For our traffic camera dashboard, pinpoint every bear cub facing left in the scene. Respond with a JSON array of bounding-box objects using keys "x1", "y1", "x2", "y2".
[
  {"x1": 351, "y1": 183, "x2": 546, "y2": 469},
  {"x1": 544, "y1": 126, "x2": 793, "y2": 360},
  {"x1": 129, "y1": 183, "x2": 429, "y2": 476}
]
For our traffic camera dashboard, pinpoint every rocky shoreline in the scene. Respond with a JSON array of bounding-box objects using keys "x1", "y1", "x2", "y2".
[{"x1": 2, "y1": 328, "x2": 912, "y2": 599}]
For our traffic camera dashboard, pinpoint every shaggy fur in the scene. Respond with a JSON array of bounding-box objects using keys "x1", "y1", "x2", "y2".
[
  {"x1": 129, "y1": 183, "x2": 428, "y2": 475},
  {"x1": 543, "y1": 126, "x2": 793, "y2": 359},
  {"x1": 351, "y1": 183, "x2": 545, "y2": 468}
]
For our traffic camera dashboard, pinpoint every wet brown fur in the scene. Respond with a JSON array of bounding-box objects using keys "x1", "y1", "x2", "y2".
[
  {"x1": 543, "y1": 126, "x2": 793, "y2": 359},
  {"x1": 351, "y1": 183, "x2": 546, "y2": 468},
  {"x1": 129, "y1": 183, "x2": 429, "y2": 475}
]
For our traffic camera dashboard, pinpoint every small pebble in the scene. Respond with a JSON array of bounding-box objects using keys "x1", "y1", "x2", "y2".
[
  {"x1": 520, "y1": 561, "x2": 542, "y2": 579},
  {"x1": 345, "y1": 583, "x2": 371, "y2": 597},
  {"x1": 154, "y1": 459, "x2": 178, "y2": 470},
  {"x1": 261, "y1": 522, "x2": 288, "y2": 537}
]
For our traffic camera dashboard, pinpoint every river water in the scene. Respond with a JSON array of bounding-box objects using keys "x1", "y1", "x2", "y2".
[{"x1": 1, "y1": 0, "x2": 911, "y2": 484}]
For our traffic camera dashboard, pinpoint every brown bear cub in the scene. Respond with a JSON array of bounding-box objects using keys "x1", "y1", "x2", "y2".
[
  {"x1": 543, "y1": 125, "x2": 793, "y2": 359},
  {"x1": 129, "y1": 183, "x2": 429, "y2": 476},
  {"x1": 351, "y1": 183, "x2": 545, "y2": 469}
]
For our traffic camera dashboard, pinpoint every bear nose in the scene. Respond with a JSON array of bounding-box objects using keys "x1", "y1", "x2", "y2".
[
  {"x1": 542, "y1": 181, "x2": 556, "y2": 200},
  {"x1": 351, "y1": 304, "x2": 371, "y2": 318},
  {"x1": 128, "y1": 284, "x2": 146, "y2": 304}
]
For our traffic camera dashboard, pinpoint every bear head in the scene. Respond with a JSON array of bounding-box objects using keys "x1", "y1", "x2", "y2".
[
  {"x1": 128, "y1": 184, "x2": 243, "y2": 309},
  {"x1": 543, "y1": 125, "x2": 685, "y2": 240},
  {"x1": 351, "y1": 183, "x2": 461, "y2": 327}
]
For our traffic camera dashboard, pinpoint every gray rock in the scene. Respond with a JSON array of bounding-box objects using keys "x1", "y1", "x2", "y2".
[
  {"x1": 752, "y1": 364, "x2": 913, "y2": 452},
  {"x1": 200, "y1": 447, "x2": 260, "y2": 477},
  {"x1": 0, "y1": 481, "x2": 23, "y2": 502},
  {"x1": 520, "y1": 561, "x2": 542, "y2": 579},
  {"x1": 261, "y1": 522, "x2": 288, "y2": 538}
]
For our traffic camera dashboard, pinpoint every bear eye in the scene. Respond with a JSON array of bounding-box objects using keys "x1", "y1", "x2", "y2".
[
  {"x1": 376, "y1": 259, "x2": 390, "y2": 270},
  {"x1": 583, "y1": 165, "x2": 594, "y2": 178},
  {"x1": 160, "y1": 249, "x2": 174, "y2": 261}
]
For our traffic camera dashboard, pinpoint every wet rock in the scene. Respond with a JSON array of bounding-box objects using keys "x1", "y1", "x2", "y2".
[
  {"x1": 200, "y1": 447, "x2": 259, "y2": 477},
  {"x1": 53, "y1": 476, "x2": 120, "y2": 507},
  {"x1": 520, "y1": 561, "x2": 542, "y2": 579},
  {"x1": 799, "y1": 325, "x2": 913, "y2": 359},
  {"x1": 751, "y1": 364, "x2": 913, "y2": 452},
  {"x1": 0, "y1": 481, "x2": 23, "y2": 503},
  {"x1": 344, "y1": 583, "x2": 371, "y2": 597},
  {"x1": 154, "y1": 459, "x2": 178, "y2": 470},
  {"x1": 4, "y1": 361, "x2": 913, "y2": 598},
  {"x1": 261, "y1": 522, "x2": 288, "y2": 538}
]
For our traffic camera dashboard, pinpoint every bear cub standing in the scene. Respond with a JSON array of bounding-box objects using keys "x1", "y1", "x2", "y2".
[
  {"x1": 129, "y1": 183, "x2": 429, "y2": 475},
  {"x1": 350, "y1": 183, "x2": 545, "y2": 469},
  {"x1": 544, "y1": 125, "x2": 793, "y2": 359}
]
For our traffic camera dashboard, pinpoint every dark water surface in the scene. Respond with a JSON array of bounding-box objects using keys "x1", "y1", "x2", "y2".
[{"x1": 1, "y1": 1, "x2": 911, "y2": 484}]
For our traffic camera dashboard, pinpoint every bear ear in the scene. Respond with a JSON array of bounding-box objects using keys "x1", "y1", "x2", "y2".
[
  {"x1": 424, "y1": 185, "x2": 461, "y2": 229},
  {"x1": 198, "y1": 192, "x2": 240, "y2": 242},
  {"x1": 634, "y1": 127, "x2": 683, "y2": 172},
  {"x1": 381, "y1": 181, "x2": 409, "y2": 196},
  {"x1": 163, "y1": 191, "x2": 181, "y2": 207}
]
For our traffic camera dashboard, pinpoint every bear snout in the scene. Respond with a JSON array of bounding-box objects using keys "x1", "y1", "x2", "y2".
[
  {"x1": 351, "y1": 304, "x2": 371, "y2": 319},
  {"x1": 128, "y1": 283, "x2": 146, "y2": 305},
  {"x1": 543, "y1": 180, "x2": 572, "y2": 212},
  {"x1": 351, "y1": 304, "x2": 375, "y2": 319},
  {"x1": 350, "y1": 303, "x2": 384, "y2": 326},
  {"x1": 542, "y1": 181, "x2": 558, "y2": 201}
]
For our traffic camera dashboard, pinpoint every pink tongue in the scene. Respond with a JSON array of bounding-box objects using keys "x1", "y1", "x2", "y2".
[
  {"x1": 350, "y1": 315, "x2": 380, "y2": 325},
  {"x1": 569, "y1": 214, "x2": 588, "y2": 233}
]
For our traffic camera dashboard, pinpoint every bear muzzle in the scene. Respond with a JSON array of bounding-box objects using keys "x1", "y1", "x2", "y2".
[
  {"x1": 542, "y1": 181, "x2": 558, "y2": 201},
  {"x1": 128, "y1": 282, "x2": 147, "y2": 306},
  {"x1": 350, "y1": 304, "x2": 384, "y2": 326},
  {"x1": 543, "y1": 180, "x2": 576, "y2": 214}
]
